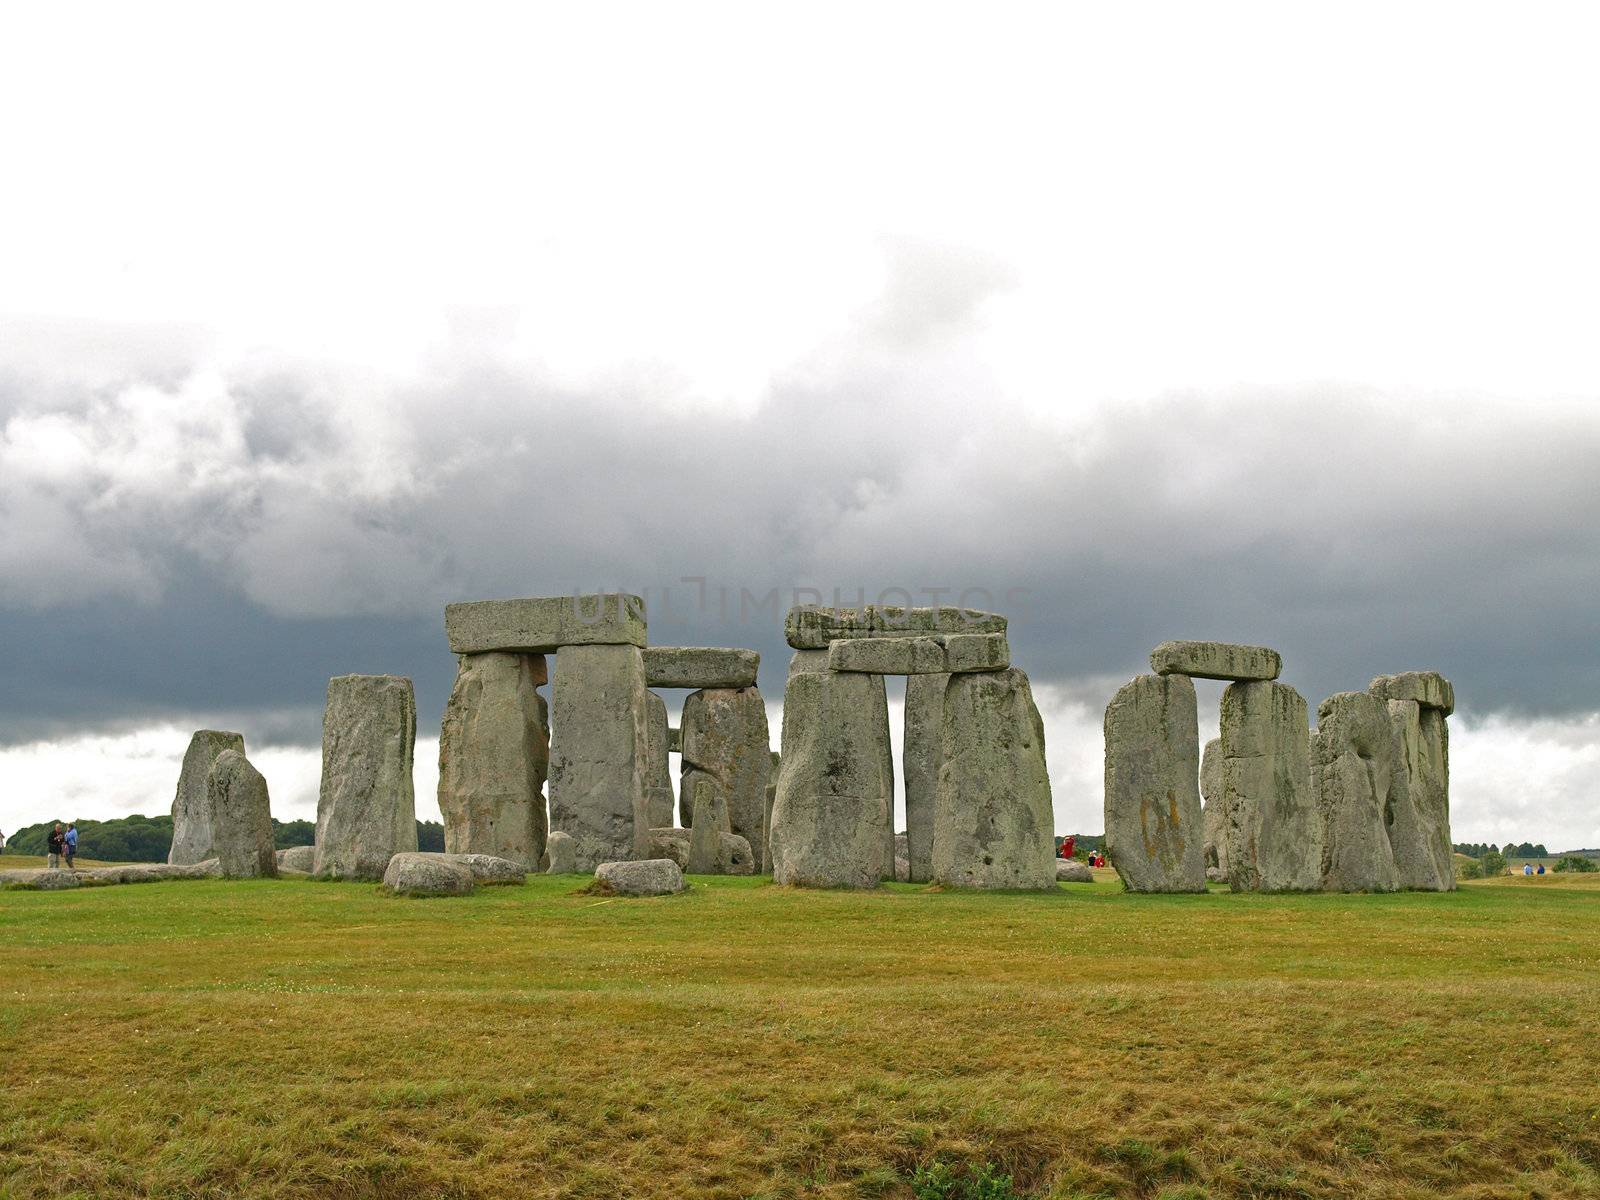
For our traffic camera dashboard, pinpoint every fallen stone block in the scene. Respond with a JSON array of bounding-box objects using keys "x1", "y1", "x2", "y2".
[
  {"x1": 594, "y1": 858, "x2": 686, "y2": 896},
  {"x1": 785, "y1": 605, "x2": 1007, "y2": 650},
  {"x1": 275, "y1": 845, "x2": 316, "y2": 872},
  {"x1": 383, "y1": 852, "x2": 475, "y2": 897},
  {"x1": 1369, "y1": 671, "x2": 1454, "y2": 715},
  {"x1": 649, "y1": 827, "x2": 754, "y2": 875},
  {"x1": 445, "y1": 593, "x2": 647, "y2": 654},
  {"x1": 642, "y1": 646, "x2": 760, "y2": 690},
  {"x1": 169, "y1": 729, "x2": 246, "y2": 865},
  {"x1": 1150, "y1": 641, "x2": 1282, "y2": 682},
  {"x1": 1056, "y1": 859, "x2": 1094, "y2": 883},
  {"x1": 442, "y1": 852, "x2": 527, "y2": 885},
  {"x1": 0, "y1": 869, "x2": 81, "y2": 890},
  {"x1": 1103, "y1": 673, "x2": 1206, "y2": 893}
]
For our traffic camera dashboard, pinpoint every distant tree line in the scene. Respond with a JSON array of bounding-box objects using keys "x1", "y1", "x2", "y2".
[
  {"x1": 3, "y1": 815, "x2": 447, "y2": 861},
  {"x1": 1455, "y1": 841, "x2": 1549, "y2": 859}
]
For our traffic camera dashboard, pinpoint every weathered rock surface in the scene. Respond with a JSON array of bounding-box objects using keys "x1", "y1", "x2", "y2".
[
  {"x1": 1150, "y1": 640, "x2": 1282, "y2": 682},
  {"x1": 169, "y1": 730, "x2": 246, "y2": 865},
  {"x1": 642, "y1": 646, "x2": 760, "y2": 690},
  {"x1": 785, "y1": 605, "x2": 1007, "y2": 650},
  {"x1": 686, "y1": 776, "x2": 730, "y2": 874},
  {"x1": 444, "y1": 853, "x2": 528, "y2": 885},
  {"x1": 0, "y1": 868, "x2": 82, "y2": 890},
  {"x1": 643, "y1": 690, "x2": 676, "y2": 830},
  {"x1": 315, "y1": 675, "x2": 418, "y2": 882},
  {"x1": 902, "y1": 671, "x2": 948, "y2": 883},
  {"x1": 445, "y1": 593, "x2": 647, "y2": 654},
  {"x1": 81, "y1": 861, "x2": 220, "y2": 885},
  {"x1": 649, "y1": 827, "x2": 754, "y2": 875},
  {"x1": 1103, "y1": 674, "x2": 1205, "y2": 893},
  {"x1": 1369, "y1": 671, "x2": 1454, "y2": 716},
  {"x1": 1200, "y1": 737, "x2": 1227, "y2": 877},
  {"x1": 1056, "y1": 859, "x2": 1094, "y2": 883},
  {"x1": 769, "y1": 669, "x2": 893, "y2": 888},
  {"x1": 1384, "y1": 699, "x2": 1456, "y2": 890},
  {"x1": 1221, "y1": 680, "x2": 1320, "y2": 892},
  {"x1": 678, "y1": 686, "x2": 770, "y2": 869},
  {"x1": 933, "y1": 668, "x2": 1055, "y2": 890},
  {"x1": 540, "y1": 829, "x2": 577, "y2": 873},
  {"x1": 787, "y1": 649, "x2": 831, "y2": 676},
  {"x1": 547, "y1": 644, "x2": 650, "y2": 872},
  {"x1": 207, "y1": 750, "x2": 278, "y2": 879},
  {"x1": 1312, "y1": 692, "x2": 1400, "y2": 892},
  {"x1": 383, "y1": 852, "x2": 474, "y2": 897},
  {"x1": 827, "y1": 633, "x2": 1010, "y2": 676},
  {"x1": 275, "y1": 845, "x2": 316, "y2": 872},
  {"x1": 762, "y1": 750, "x2": 780, "y2": 871},
  {"x1": 594, "y1": 858, "x2": 686, "y2": 896},
  {"x1": 438, "y1": 651, "x2": 549, "y2": 869}
]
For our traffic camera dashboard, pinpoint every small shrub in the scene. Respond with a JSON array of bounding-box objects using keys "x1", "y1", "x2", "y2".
[
  {"x1": 1553, "y1": 855, "x2": 1598, "y2": 873},
  {"x1": 1456, "y1": 858, "x2": 1484, "y2": 880},
  {"x1": 910, "y1": 1161, "x2": 1026, "y2": 1200},
  {"x1": 1480, "y1": 850, "x2": 1507, "y2": 876}
]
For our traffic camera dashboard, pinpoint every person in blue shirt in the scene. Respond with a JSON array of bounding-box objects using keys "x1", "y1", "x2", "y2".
[
  {"x1": 1536, "y1": 863, "x2": 1546, "y2": 875},
  {"x1": 1523, "y1": 863, "x2": 1534, "y2": 876},
  {"x1": 64, "y1": 822, "x2": 79, "y2": 868}
]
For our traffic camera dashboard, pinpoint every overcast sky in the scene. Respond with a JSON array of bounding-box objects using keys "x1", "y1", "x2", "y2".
[{"x1": 2, "y1": 2, "x2": 1597, "y2": 848}]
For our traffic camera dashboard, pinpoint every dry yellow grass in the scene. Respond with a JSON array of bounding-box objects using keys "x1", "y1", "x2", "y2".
[{"x1": 3, "y1": 870, "x2": 1598, "y2": 1199}]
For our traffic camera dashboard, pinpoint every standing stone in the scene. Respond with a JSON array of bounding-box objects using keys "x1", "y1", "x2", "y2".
[
  {"x1": 1200, "y1": 738, "x2": 1227, "y2": 880},
  {"x1": 1384, "y1": 699, "x2": 1456, "y2": 890},
  {"x1": 547, "y1": 644, "x2": 650, "y2": 872},
  {"x1": 686, "y1": 777, "x2": 729, "y2": 874},
  {"x1": 1312, "y1": 691, "x2": 1400, "y2": 892},
  {"x1": 540, "y1": 829, "x2": 577, "y2": 874},
  {"x1": 643, "y1": 690, "x2": 676, "y2": 829},
  {"x1": 315, "y1": 675, "x2": 418, "y2": 882},
  {"x1": 207, "y1": 750, "x2": 277, "y2": 879},
  {"x1": 679, "y1": 686, "x2": 771, "y2": 871},
  {"x1": 769, "y1": 668, "x2": 893, "y2": 888},
  {"x1": 1103, "y1": 674, "x2": 1205, "y2": 893},
  {"x1": 902, "y1": 672, "x2": 948, "y2": 883},
  {"x1": 437, "y1": 652, "x2": 549, "y2": 869},
  {"x1": 762, "y1": 750, "x2": 780, "y2": 871},
  {"x1": 932, "y1": 668, "x2": 1055, "y2": 890},
  {"x1": 168, "y1": 730, "x2": 246, "y2": 865},
  {"x1": 1221, "y1": 680, "x2": 1320, "y2": 892}
]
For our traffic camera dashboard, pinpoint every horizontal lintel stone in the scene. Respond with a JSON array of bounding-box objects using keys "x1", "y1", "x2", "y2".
[
  {"x1": 642, "y1": 646, "x2": 760, "y2": 690},
  {"x1": 785, "y1": 605, "x2": 1007, "y2": 650},
  {"x1": 1369, "y1": 671, "x2": 1454, "y2": 715},
  {"x1": 445, "y1": 594, "x2": 647, "y2": 654},
  {"x1": 827, "y1": 633, "x2": 1010, "y2": 675},
  {"x1": 1150, "y1": 640, "x2": 1282, "y2": 682}
]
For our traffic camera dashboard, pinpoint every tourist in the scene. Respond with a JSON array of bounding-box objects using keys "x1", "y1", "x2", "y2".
[
  {"x1": 1059, "y1": 835, "x2": 1076, "y2": 860},
  {"x1": 64, "y1": 822, "x2": 79, "y2": 868},
  {"x1": 1537, "y1": 863, "x2": 1546, "y2": 875},
  {"x1": 46, "y1": 823, "x2": 66, "y2": 869},
  {"x1": 1523, "y1": 863, "x2": 1534, "y2": 876}
]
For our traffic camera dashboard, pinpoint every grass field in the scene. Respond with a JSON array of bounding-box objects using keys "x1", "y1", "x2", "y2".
[{"x1": 3, "y1": 871, "x2": 1599, "y2": 1200}]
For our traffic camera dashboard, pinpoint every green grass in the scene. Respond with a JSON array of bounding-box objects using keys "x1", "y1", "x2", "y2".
[{"x1": 3, "y1": 872, "x2": 1599, "y2": 1199}]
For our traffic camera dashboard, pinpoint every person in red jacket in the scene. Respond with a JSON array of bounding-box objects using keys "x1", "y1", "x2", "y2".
[{"x1": 1059, "y1": 836, "x2": 1076, "y2": 860}]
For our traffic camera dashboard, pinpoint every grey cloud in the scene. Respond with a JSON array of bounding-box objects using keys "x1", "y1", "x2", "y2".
[{"x1": 2, "y1": 248, "x2": 1599, "y2": 752}]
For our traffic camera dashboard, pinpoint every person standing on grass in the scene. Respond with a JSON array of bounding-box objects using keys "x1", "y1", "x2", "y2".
[
  {"x1": 64, "y1": 823, "x2": 79, "y2": 868},
  {"x1": 46, "y1": 823, "x2": 66, "y2": 869}
]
